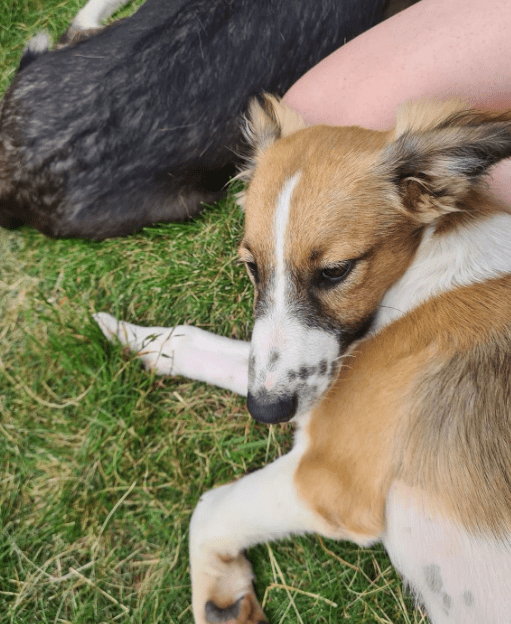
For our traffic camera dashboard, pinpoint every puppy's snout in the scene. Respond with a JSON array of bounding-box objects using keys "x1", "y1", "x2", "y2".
[{"x1": 247, "y1": 390, "x2": 298, "y2": 424}]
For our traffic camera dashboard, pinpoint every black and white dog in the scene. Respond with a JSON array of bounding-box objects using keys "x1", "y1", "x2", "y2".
[{"x1": 0, "y1": 0, "x2": 386, "y2": 239}]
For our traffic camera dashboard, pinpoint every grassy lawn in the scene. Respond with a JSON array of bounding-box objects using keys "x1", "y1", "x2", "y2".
[{"x1": 0, "y1": 2, "x2": 428, "y2": 623}]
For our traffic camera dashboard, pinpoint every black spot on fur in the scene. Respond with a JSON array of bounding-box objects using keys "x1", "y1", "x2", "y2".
[
  {"x1": 329, "y1": 361, "x2": 338, "y2": 377},
  {"x1": 442, "y1": 593, "x2": 452, "y2": 612},
  {"x1": 424, "y1": 564, "x2": 443, "y2": 594},
  {"x1": 341, "y1": 311, "x2": 376, "y2": 347},
  {"x1": 299, "y1": 365, "x2": 316, "y2": 380},
  {"x1": 248, "y1": 354, "x2": 256, "y2": 385},
  {"x1": 463, "y1": 590, "x2": 475, "y2": 607},
  {"x1": 268, "y1": 349, "x2": 280, "y2": 370}
]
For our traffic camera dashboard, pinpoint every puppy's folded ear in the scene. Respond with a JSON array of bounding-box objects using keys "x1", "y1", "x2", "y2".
[
  {"x1": 235, "y1": 95, "x2": 306, "y2": 192},
  {"x1": 244, "y1": 94, "x2": 306, "y2": 150},
  {"x1": 383, "y1": 100, "x2": 511, "y2": 223}
]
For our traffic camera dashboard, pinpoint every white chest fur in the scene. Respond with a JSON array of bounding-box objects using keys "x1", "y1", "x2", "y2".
[{"x1": 375, "y1": 212, "x2": 511, "y2": 331}]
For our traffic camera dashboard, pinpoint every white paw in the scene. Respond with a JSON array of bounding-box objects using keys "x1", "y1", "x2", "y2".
[
  {"x1": 190, "y1": 551, "x2": 267, "y2": 624},
  {"x1": 93, "y1": 312, "x2": 183, "y2": 375},
  {"x1": 189, "y1": 486, "x2": 268, "y2": 624}
]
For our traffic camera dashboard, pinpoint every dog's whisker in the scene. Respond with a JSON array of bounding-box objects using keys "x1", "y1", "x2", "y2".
[{"x1": 378, "y1": 304, "x2": 404, "y2": 313}]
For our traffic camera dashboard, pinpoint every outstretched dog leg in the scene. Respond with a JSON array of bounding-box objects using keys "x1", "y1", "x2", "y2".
[
  {"x1": 94, "y1": 312, "x2": 249, "y2": 396},
  {"x1": 189, "y1": 448, "x2": 337, "y2": 624},
  {"x1": 72, "y1": 0, "x2": 132, "y2": 30},
  {"x1": 57, "y1": 0, "x2": 133, "y2": 46}
]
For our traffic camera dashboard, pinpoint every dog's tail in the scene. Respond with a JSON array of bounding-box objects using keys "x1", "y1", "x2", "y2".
[{"x1": 18, "y1": 32, "x2": 52, "y2": 73}]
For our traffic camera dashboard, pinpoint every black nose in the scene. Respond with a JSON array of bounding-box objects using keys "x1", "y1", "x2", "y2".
[{"x1": 247, "y1": 391, "x2": 298, "y2": 423}]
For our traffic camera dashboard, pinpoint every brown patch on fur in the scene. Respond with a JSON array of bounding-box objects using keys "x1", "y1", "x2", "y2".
[
  {"x1": 206, "y1": 593, "x2": 266, "y2": 624},
  {"x1": 295, "y1": 321, "x2": 437, "y2": 541},
  {"x1": 233, "y1": 593, "x2": 267, "y2": 624},
  {"x1": 433, "y1": 187, "x2": 509, "y2": 236},
  {"x1": 296, "y1": 275, "x2": 511, "y2": 539}
]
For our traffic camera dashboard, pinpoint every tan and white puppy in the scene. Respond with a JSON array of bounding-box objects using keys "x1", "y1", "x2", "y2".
[{"x1": 96, "y1": 97, "x2": 511, "y2": 624}]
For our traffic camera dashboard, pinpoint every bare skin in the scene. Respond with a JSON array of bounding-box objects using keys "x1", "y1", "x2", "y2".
[{"x1": 283, "y1": 0, "x2": 511, "y2": 206}]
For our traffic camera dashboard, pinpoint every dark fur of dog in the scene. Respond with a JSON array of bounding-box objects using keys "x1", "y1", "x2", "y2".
[{"x1": 0, "y1": 0, "x2": 386, "y2": 239}]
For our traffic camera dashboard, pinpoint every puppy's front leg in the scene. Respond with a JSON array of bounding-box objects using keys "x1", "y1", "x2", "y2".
[
  {"x1": 190, "y1": 448, "x2": 337, "y2": 624},
  {"x1": 94, "y1": 312, "x2": 249, "y2": 395}
]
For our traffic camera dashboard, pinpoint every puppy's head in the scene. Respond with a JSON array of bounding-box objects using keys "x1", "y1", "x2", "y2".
[{"x1": 239, "y1": 96, "x2": 511, "y2": 424}]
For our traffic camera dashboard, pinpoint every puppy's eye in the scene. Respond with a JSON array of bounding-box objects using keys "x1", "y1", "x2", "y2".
[
  {"x1": 317, "y1": 261, "x2": 354, "y2": 288},
  {"x1": 245, "y1": 261, "x2": 259, "y2": 283}
]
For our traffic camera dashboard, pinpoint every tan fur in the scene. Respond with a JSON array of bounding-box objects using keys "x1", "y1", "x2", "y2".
[
  {"x1": 295, "y1": 339, "x2": 435, "y2": 542},
  {"x1": 386, "y1": 103, "x2": 511, "y2": 224},
  {"x1": 207, "y1": 554, "x2": 264, "y2": 621},
  {"x1": 296, "y1": 275, "x2": 511, "y2": 538},
  {"x1": 392, "y1": 98, "x2": 469, "y2": 138}
]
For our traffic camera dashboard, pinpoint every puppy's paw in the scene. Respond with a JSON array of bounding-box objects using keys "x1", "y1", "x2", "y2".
[
  {"x1": 192, "y1": 553, "x2": 268, "y2": 624},
  {"x1": 93, "y1": 312, "x2": 181, "y2": 375},
  {"x1": 204, "y1": 592, "x2": 267, "y2": 624}
]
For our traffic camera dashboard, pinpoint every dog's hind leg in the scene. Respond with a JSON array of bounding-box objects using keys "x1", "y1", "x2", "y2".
[
  {"x1": 72, "y1": 0, "x2": 133, "y2": 30},
  {"x1": 57, "y1": 0, "x2": 133, "y2": 46},
  {"x1": 189, "y1": 448, "x2": 338, "y2": 624},
  {"x1": 94, "y1": 312, "x2": 250, "y2": 396},
  {"x1": 17, "y1": 0, "x2": 128, "y2": 69}
]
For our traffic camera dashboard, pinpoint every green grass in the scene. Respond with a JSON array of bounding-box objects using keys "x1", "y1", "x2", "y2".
[{"x1": 0, "y1": 2, "x2": 428, "y2": 623}]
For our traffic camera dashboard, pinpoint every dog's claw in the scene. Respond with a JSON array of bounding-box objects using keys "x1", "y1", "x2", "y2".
[
  {"x1": 205, "y1": 598, "x2": 242, "y2": 623},
  {"x1": 201, "y1": 592, "x2": 267, "y2": 624}
]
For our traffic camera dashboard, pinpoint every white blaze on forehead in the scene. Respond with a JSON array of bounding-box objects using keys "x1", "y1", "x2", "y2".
[
  {"x1": 249, "y1": 173, "x2": 300, "y2": 364},
  {"x1": 248, "y1": 170, "x2": 339, "y2": 416},
  {"x1": 273, "y1": 172, "x2": 301, "y2": 314}
]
